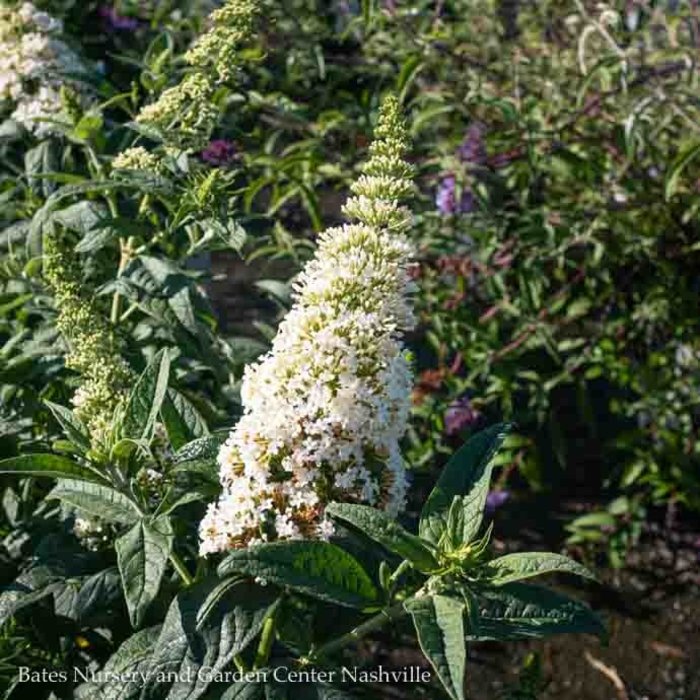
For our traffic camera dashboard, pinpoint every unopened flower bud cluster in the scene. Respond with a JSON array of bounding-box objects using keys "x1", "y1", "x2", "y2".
[
  {"x1": 134, "y1": 0, "x2": 258, "y2": 152},
  {"x1": 199, "y1": 97, "x2": 416, "y2": 554},
  {"x1": 112, "y1": 146, "x2": 162, "y2": 173},
  {"x1": 0, "y1": 2, "x2": 91, "y2": 136},
  {"x1": 43, "y1": 234, "x2": 133, "y2": 446}
]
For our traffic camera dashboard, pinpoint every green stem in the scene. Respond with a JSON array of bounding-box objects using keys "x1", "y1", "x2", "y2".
[
  {"x1": 169, "y1": 551, "x2": 194, "y2": 586},
  {"x1": 253, "y1": 612, "x2": 277, "y2": 669},
  {"x1": 389, "y1": 560, "x2": 411, "y2": 588},
  {"x1": 305, "y1": 601, "x2": 408, "y2": 663},
  {"x1": 110, "y1": 235, "x2": 135, "y2": 324}
]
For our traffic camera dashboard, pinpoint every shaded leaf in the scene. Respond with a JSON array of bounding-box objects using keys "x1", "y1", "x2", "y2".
[
  {"x1": 143, "y1": 578, "x2": 279, "y2": 700},
  {"x1": 74, "y1": 625, "x2": 161, "y2": 700},
  {"x1": 121, "y1": 349, "x2": 170, "y2": 441},
  {"x1": 116, "y1": 515, "x2": 174, "y2": 628},
  {"x1": 406, "y1": 595, "x2": 466, "y2": 700},
  {"x1": 161, "y1": 388, "x2": 209, "y2": 451},
  {"x1": 467, "y1": 582, "x2": 606, "y2": 641}
]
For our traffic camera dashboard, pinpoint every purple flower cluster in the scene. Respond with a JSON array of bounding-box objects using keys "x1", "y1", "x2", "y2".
[
  {"x1": 436, "y1": 176, "x2": 477, "y2": 216},
  {"x1": 436, "y1": 122, "x2": 487, "y2": 216},
  {"x1": 458, "y1": 122, "x2": 487, "y2": 164},
  {"x1": 201, "y1": 139, "x2": 237, "y2": 167},
  {"x1": 444, "y1": 395, "x2": 480, "y2": 436},
  {"x1": 98, "y1": 5, "x2": 140, "y2": 32},
  {"x1": 485, "y1": 490, "x2": 510, "y2": 516}
]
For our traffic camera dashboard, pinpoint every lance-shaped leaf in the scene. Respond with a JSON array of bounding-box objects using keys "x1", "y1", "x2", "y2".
[
  {"x1": 160, "y1": 388, "x2": 209, "y2": 451},
  {"x1": 48, "y1": 479, "x2": 142, "y2": 523},
  {"x1": 405, "y1": 595, "x2": 466, "y2": 700},
  {"x1": 0, "y1": 454, "x2": 106, "y2": 484},
  {"x1": 467, "y1": 582, "x2": 606, "y2": 641},
  {"x1": 326, "y1": 503, "x2": 438, "y2": 572},
  {"x1": 174, "y1": 435, "x2": 224, "y2": 464},
  {"x1": 218, "y1": 541, "x2": 379, "y2": 609},
  {"x1": 142, "y1": 578, "x2": 279, "y2": 700},
  {"x1": 220, "y1": 683, "x2": 265, "y2": 700},
  {"x1": 121, "y1": 349, "x2": 170, "y2": 441},
  {"x1": 74, "y1": 625, "x2": 161, "y2": 700},
  {"x1": 419, "y1": 423, "x2": 511, "y2": 547},
  {"x1": 73, "y1": 567, "x2": 122, "y2": 625},
  {"x1": 44, "y1": 400, "x2": 91, "y2": 451},
  {"x1": 485, "y1": 552, "x2": 596, "y2": 586},
  {"x1": 116, "y1": 515, "x2": 174, "y2": 628}
]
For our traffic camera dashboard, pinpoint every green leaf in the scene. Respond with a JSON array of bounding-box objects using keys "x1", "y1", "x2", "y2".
[
  {"x1": 44, "y1": 400, "x2": 91, "y2": 451},
  {"x1": 485, "y1": 552, "x2": 596, "y2": 586},
  {"x1": 25, "y1": 141, "x2": 59, "y2": 197},
  {"x1": 405, "y1": 595, "x2": 466, "y2": 700},
  {"x1": 73, "y1": 567, "x2": 122, "y2": 624},
  {"x1": 116, "y1": 515, "x2": 174, "y2": 628},
  {"x1": 220, "y1": 683, "x2": 265, "y2": 700},
  {"x1": 218, "y1": 541, "x2": 379, "y2": 609},
  {"x1": 467, "y1": 583, "x2": 606, "y2": 641},
  {"x1": 326, "y1": 503, "x2": 438, "y2": 572},
  {"x1": 74, "y1": 625, "x2": 161, "y2": 700},
  {"x1": 74, "y1": 223, "x2": 118, "y2": 253},
  {"x1": 143, "y1": 578, "x2": 279, "y2": 700},
  {"x1": 174, "y1": 435, "x2": 223, "y2": 464},
  {"x1": 73, "y1": 112, "x2": 103, "y2": 141},
  {"x1": 48, "y1": 479, "x2": 142, "y2": 523},
  {"x1": 121, "y1": 349, "x2": 171, "y2": 441},
  {"x1": 419, "y1": 424, "x2": 511, "y2": 547},
  {"x1": 157, "y1": 491, "x2": 206, "y2": 516},
  {"x1": 665, "y1": 141, "x2": 700, "y2": 200},
  {"x1": 160, "y1": 388, "x2": 209, "y2": 451},
  {"x1": 138, "y1": 256, "x2": 201, "y2": 334},
  {"x1": 53, "y1": 200, "x2": 107, "y2": 235},
  {"x1": 0, "y1": 454, "x2": 105, "y2": 483}
]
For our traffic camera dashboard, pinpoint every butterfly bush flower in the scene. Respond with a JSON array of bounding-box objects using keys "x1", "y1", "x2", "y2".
[
  {"x1": 112, "y1": 146, "x2": 162, "y2": 172},
  {"x1": 184, "y1": 0, "x2": 258, "y2": 82},
  {"x1": 134, "y1": 0, "x2": 258, "y2": 152},
  {"x1": 201, "y1": 139, "x2": 237, "y2": 166},
  {"x1": 43, "y1": 234, "x2": 133, "y2": 445},
  {"x1": 0, "y1": 2, "x2": 91, "y2": 136},
  {"x1": 436, "y1": 122, "x2": 486, "y2": 216},
  {"x1": 485, "y1": 490, "x2": 510, "y2": 516},
  {"x1": 199, "y1": 97, "x2": 416, "y2": 554},
  {"x1": 444, "y1": 395, "x2": 480, "y2": 436},
  {"x1": 97, "y1": 5, "x2": 141, "y2": 32}
]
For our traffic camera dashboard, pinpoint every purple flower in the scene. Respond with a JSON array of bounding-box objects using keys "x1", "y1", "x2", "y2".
[
  {"x1": 201, "y1": 139, "x2": 237, "y2": 167},
  {"x1": 436, "y1": 123, "x2": 486, "y2": 215},
  {"x1": 457, "y1": 122, "x2": 487, "y2": 165},
  {"x1": 436, "y1": 175, "x2": 476, "y2": 216},
  {"x1": 444, "y1": 396, "x2": 480, "y2": 436},
  {"x1": 485, "y1": 490, "x2": 510, "y2": 516},
  {"x1": 98, "y1": 6, "x2": 140, "y2": 32}
]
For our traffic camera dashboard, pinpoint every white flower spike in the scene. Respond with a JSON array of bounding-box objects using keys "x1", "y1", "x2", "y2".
[{"x1": 200, "y1": 96, "x2": 417, "y2": 554}]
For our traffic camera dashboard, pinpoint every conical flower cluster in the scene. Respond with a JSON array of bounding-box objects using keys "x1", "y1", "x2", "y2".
[
  {"x1": 43, "y1": 234, "x2": 133, "y2": 446},
  {"x1": 199, "y1": 97, "x2": 416, "y2": 554},
  {"x1": 0, "y1": 2, "x2": 90, "y2": 136},
  {"x1": 135, "y1": 0, "x2": 258, "y2": 152}
]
